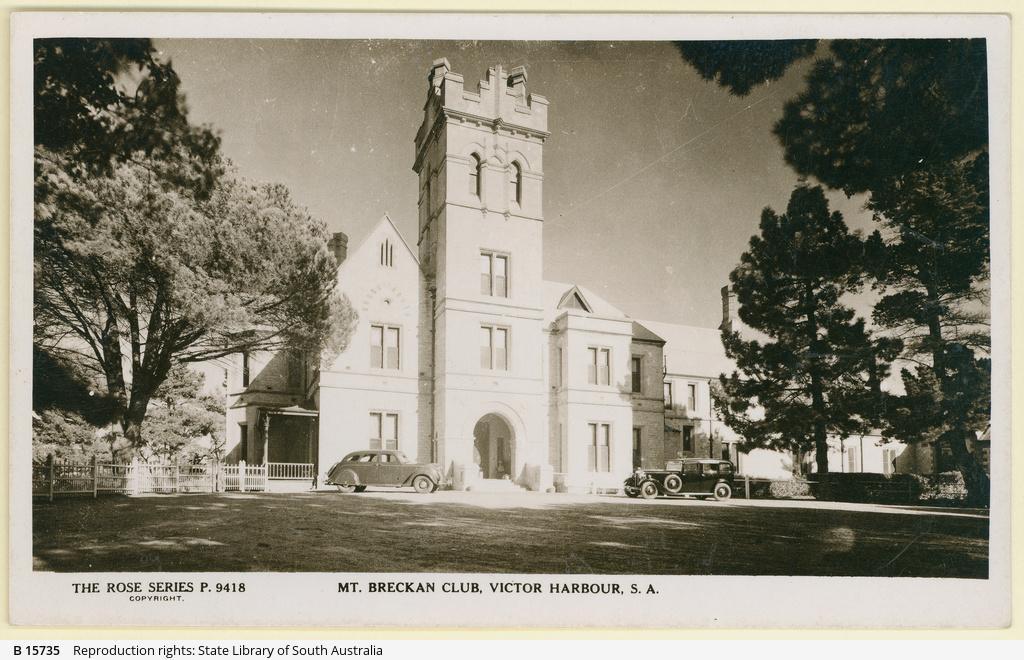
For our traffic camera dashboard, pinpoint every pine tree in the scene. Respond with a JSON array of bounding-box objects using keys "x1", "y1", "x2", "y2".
[{"x1": 716, "y1": 185, "x2": 900, "y2": 473}]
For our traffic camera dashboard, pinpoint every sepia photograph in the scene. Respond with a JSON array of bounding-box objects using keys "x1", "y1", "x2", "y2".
[{"x1": 8, "y1": 12, "x2": 1011, "y2": 628}]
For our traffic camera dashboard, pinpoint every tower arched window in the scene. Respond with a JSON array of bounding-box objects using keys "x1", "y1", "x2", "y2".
[
  {"x1": 380, "y1": 238, "x2": 394, "y2": 267},
  {"x1": 469, "y1": 154, "x2": 482, "y2": 197},
  {"x1": 509, "y1": 162, "x2": 522, "y2": 206}
]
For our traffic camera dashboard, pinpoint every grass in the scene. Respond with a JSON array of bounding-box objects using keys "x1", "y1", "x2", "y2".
[{"x1": 32, "y1": 490, "x2": 989, "y2": 577}]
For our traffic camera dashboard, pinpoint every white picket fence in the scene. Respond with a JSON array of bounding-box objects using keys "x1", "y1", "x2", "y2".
[{"x1": 32, "y1": 456, "x2": 272, "y2": 500}]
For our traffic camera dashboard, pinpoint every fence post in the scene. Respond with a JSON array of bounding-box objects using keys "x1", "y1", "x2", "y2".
[
  {"x1": 174, "y1": 461, "x2": 180, "y2": 494},
  {"x1": 131, "y1": 456, "x2": 141, "y2": 496},
  {"x1": 239, "y1": 460, "x2": 247, "y2": 493},
  {"x1": 47, "y1": 453, "x2": 55, "y2": 502},
  {"x1": 744, "y1": 474, "x2": 750, "y2": 500},
  {"x1": 92, "y1": 455, "x2": 98, "y2": 498}
]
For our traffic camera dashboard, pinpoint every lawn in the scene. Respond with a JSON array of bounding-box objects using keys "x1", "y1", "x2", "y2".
[{"x1": 32, "y1": 490, "x2": 989, "y2": 577}]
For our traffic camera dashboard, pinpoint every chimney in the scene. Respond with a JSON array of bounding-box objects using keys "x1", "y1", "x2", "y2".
[
  {"x1": 508, "y1": 65, "x2": 527, "y2": 101},
  {"x1": 328, "y1": 232, "x2": 348, "y2": 268},
  {"x1": 720, "y1": 285, "x2": 739, "y2": 332}
]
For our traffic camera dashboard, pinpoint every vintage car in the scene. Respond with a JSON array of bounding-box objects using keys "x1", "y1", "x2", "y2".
[
  {"x1": 623, "y1": 458, "x2": 735, "y2": 500},
  {"x1": 325, "y1": 450, "x2": 445, "y2": 494}
]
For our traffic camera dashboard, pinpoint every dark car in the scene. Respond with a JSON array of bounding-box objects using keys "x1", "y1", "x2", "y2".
[
  {"x1": 325, "y1": 450, "x2": 445, "y2": 494},
  {"x1": 623, "y1": 458, "x2": 735, "y2": 500}
]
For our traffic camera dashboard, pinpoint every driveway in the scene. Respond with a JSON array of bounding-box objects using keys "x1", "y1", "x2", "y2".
[{"x1": 32, "y1": 490, "x2": 989, "y2": 577}]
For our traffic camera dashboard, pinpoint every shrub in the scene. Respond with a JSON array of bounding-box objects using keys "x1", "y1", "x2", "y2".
[
  {"x1": 910, "y1": 472, "x2": 968, "y2": 504},
  {"x1": 811, "y1": 472, "x2": 920, "y2": 504},
  {"x1": 769, "y1": 479, "x2": 811, "y2": 498}
]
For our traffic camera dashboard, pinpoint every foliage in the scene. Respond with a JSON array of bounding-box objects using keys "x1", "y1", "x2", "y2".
[
  {"x1": 32, "y1": 409, "x2": 118, "y2": 462},
  {"x1": 716, "y1": 185, "x2": 900, "y2": 472},
  {"x1": 775, "y1": 39, "x2": 987, "y2": 197},
  {"x1": 811, "y1": 472, "x2": 920, "y2": 504},
  {"x1": 34, "y1": 38, "x2": 221, "y2": 195},
  {"x1": 768, "y1": 478, "x2": 811, "y2": 499},
  {"x1": 142, "y1": 365, "x2": 226, "y2": 462},
  {"x1": 910, "y1": 472, "x2": 969, "y2": 504},
  {"x1": 34, "y1": 150, "x2": 357, "y2": 452},
  {"x1": 33, "y1": 345, "x2": 117, "y2": 427},
  {"x1": 674, "y1": 40, "x2": 818, "y2": 96}
]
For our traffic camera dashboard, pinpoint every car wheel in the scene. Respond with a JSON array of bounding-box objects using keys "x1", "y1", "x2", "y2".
[
  {"x1": 640, "y1": 481, "x2": 659, "y2": 500},
  {"x1": 336, "y1": 484, "x2": 356, "y2": 494},
  {"x1": 713, "y1": 483, "x2": 732, "y2": 501},
  {"x1": 354, "y1": 486, "x2": 367, "y2": 493},
  {"x1": 663, "y1": 474, "x2": 683, "y2": 493},
  {"x1": 412, "y1": 475, "x2": 434, "y2": 494},
  {"x1": 624, "y1": 487, "x2": 640, "y2": 498}
]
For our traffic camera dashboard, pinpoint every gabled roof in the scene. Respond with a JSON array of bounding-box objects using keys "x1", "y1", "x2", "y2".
[
  {"x1": 557, "y1": 285, "x2": 592, "y2": 312},
  {"x1": 631, "y1": 321, "x2": 666, "y2": 345},
  {"x1": 543, "y1": 280, "x2": 629, "y2": 322},
  {"x1": 343, "y1": 213, "x2": 420, "y2": 270}
]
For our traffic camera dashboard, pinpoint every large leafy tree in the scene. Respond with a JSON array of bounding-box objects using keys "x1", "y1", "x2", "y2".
[
  {"x1": 34, "y1": 152, "x2": 357, "y2": 453},
  {"x1": 716, "y1": 186, "x2": 900, "y2": 473},
  {"x1": 142, "y1": 365, "x2": 226, "y2": 463},
  {"x1": 34, "y1": 38, "x2": 221, "y2": 195},
  {"x1": 679, "y1": 39, "x2": 992, "y2": 501},
  {"x1": 675, "y1": 40, "x2": 818, "y2": 96}
]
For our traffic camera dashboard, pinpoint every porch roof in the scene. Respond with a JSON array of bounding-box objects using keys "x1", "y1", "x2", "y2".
[{"x1": 263, "y1": 404, "x2": 319, "y2": 418}]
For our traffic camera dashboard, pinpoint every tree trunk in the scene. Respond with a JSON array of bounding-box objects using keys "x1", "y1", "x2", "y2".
[{"x1": 947, "y1": 428, "x2": 991, "y2": 507}]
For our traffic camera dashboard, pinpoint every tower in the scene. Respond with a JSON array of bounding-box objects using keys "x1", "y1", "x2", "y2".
[{"x1": 413, "y1": 59, "x2": 552, "y2": 489}]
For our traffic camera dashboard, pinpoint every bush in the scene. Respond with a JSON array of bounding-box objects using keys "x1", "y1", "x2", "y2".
[
  {"x1": 769, "y1": 479, "x2": 811, "y2": 498},
  {"x1": 910, "y1": 472, "x2": 968, "y2": 504},
  {"x1": 811, "y1": 472, "x2": 920, "y2": 504}
]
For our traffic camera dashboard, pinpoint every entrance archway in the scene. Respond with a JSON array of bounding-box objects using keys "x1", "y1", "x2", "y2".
[{"x1": 473, "y1": 414, "x2": 514, "y2": 480}]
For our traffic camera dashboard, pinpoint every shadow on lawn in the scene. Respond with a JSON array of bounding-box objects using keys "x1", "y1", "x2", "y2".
[{"x1": 31, "y1": 491, "x2": 989, "y2": 578}]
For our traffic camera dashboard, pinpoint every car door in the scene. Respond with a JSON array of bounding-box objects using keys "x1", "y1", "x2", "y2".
[
  {"x1": 680, "y1": 462, "x2": 701, "y2": 493},
  {"x1": 376, "y1": 452, "x2": 404, "y2": 486},
  {"x1": 350, "y1": 453, "x2": 378, "y2": 484},
  {"x1": 700, "y1": 462, "x2": 720, "y2": 492}
]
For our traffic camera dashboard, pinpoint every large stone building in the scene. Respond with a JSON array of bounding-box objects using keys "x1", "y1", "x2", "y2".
[{"x1": 221, "y1": 60, "x2": 933, "y2": 491}]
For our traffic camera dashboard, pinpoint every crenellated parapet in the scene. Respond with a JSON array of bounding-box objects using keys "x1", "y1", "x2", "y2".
[{"x1": 414, "y1": 59, "x2": 549, "y2": 174}]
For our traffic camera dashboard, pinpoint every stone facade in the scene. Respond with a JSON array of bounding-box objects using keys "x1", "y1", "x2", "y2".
[{"x1": 218, "y1": 60, "x2": 955, "y2": 490}]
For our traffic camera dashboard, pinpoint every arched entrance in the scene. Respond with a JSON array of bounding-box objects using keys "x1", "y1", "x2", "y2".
[{"x1": 473, "y1": 414, "x2": 514, "y2": 480}]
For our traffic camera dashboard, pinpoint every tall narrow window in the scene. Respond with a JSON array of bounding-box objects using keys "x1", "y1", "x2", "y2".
[
  {"x1": 509, "y1": 162, "x2": 522, "y2": 206},
  {"x1": 882, "y1": 447, "x2": 896, "y2": 476},
  {"x1": 469, "y1": 154, "x2": 481, "y2": 196},
  {"x1": 588, "y1": 423, "x2": 611, "y2": 472},
  {"x1": 687, "y1": 383, "x2": 697, "y2": 411},
  {"x1": 664, "y1": 382, "x2": 673, "y2": 409},
  {"x1": 241, "y1": 352, "x2": 250, "y2": 388},
  {"x1": 380, "y1": 239, "x2": 394, "y2": 267},
  {"x1": 848, "y1": 447, "x2": 860, "y2": 473},
  {"x1": 370, "y1": 325, "x2": 400, "y2": 369},
  {"x1": 370, "y1": 412, "x2": 399, "y2": 450},
  {"x1": 587, "y1": 347, "x2": 611, "y2": 385},
  {"x1": 632, "y1": 427, "x2": 642, "y2": 469},
  {"x1": 480, "y1": 325, "x2": 509, "y2": 371},
  {"x1": 631, "y1": 356, "x2": 642, "y2": 393},
  {"x1": 239, "y1": 424, "x2": 248, "y2": 462},
  {"x1": 480, "y1": 251, "x2": 509, "y2": 297},
  {"x1": 682, "y1": 426, "x2": 693, "y2": 452}
]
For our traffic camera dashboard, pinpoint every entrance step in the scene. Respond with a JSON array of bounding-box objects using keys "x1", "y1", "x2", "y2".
[{"x1": 467, "y1": 478, "x2": 527, "y2": 493}]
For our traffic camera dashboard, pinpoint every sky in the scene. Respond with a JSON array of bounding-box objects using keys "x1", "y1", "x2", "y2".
[{"x1": 155, "y1": 39, "x2": 876, "y2": 330}]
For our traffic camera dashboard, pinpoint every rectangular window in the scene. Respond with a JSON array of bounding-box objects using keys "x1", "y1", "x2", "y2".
[
  {"x1": 370, "y1": 325, "x2": 400, "y2": 370},
  {"x1": 480, "y1": 251, "x2": 509, "y2": 298},
  {"x1": 631, "y1": 356, "x2": 642, "y2": 393},
  {"x1": 632, "y1": 427, "x2": 642, "y2": 469},
  {"x1": 370, "y1": 412, "x2": 399, "y2": 450},
  {"x1": 848, "y1": 447, "x2": 860, "y2": 473},
  {"x1": 882, "y1": 447, "x2": 896, "y2": 476},
  {"x1": 588, "y1": 347, "x2": 611, "y2": 386},
  {"x1": 480, "y1": 325, "x2": 509, "y2": 371},
  {"x1": 664, "y1": 382, "x2": 673, "y2": 409},
  {"x1": 241, "y1": 352, "x2": 250, "y2": 388},
  {"x1": 682, "y1": 426, "x2": 694, "y2": 452},
  {"x1": 687, "y1": 383, "x2": 697, "y2": 411},
  {"x1": 239, "y1": 424, "x2": 248, "y2": 462},
  {"x1": 588, "y1": 423, "x2": 611, "y2": 472}
]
